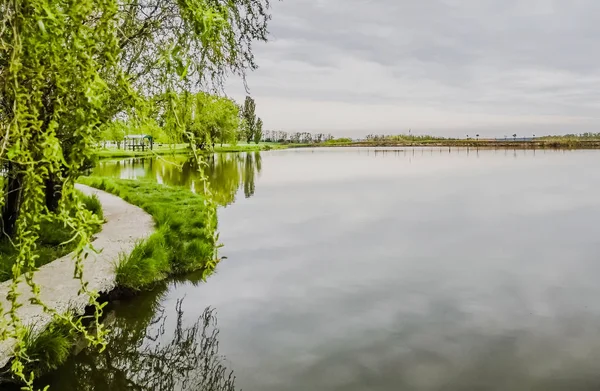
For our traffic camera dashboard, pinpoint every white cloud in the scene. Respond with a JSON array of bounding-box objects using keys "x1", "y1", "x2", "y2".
[{"x1": 225, "y1": 0, "x2": 600, "y2": 137}]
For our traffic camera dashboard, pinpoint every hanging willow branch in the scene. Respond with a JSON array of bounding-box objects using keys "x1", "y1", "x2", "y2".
[{"x1": 0, "y1": 0, "x2": 272, "y2": 388}]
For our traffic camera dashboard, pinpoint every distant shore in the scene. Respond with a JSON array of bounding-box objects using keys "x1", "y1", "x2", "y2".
[
  {"x1": 94, "y1": 139, "x2": 600, "y2": 160},
  {"x1": 94, "y1": 143, "x2": 292, "y2": 159},
  {"x1": 318, "y1": 139, "x2": 600, "y2": 149}
]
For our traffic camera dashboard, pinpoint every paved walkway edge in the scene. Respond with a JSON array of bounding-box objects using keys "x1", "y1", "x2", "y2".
[{"x1": 0, "y1": 184, "x2": 155, "y2": 368}]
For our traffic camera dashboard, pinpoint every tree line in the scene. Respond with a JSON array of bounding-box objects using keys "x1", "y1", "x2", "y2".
[
  {"x1": 97, "y1": 93, "x2": 265, "y2": 148},
  {"x1": 97, "y1": 95, "x2": 343, "y2": 148},
  {"x1": 263, "y1": 131, "x2": 335, "y2": 144},
  {"x1": 365, "y1": 133, "x2": 449, "y2": 142}
]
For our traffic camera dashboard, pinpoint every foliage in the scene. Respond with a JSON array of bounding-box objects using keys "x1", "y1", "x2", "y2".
[
  {"x1": 92, "y1": 153, "x2": 264, "y2": 206},
  {"x1": 20, "y1": 319, "x2": 75, "y2": 377},
  {"x1": 323, "y1": 137, "x2": 353, "y2": 144},
  {"x1": 80, "y1": 195, "x2": 103, "y2": 222},
  {"x1": 95, "y1": 144, "x2": 191, "y2": 158},
  {"x1": 99, "y1": 116, "x2": 170, "y2": 148},
  {"x1": 365, "y1": 133, "x2": 451, "y2": 142},
  {"x1": 214, "y1": 143, "x2": 280, "y2": 152},
  {"x1": 0, "y1": 191, "x2": 103, "y2": 282},
  {"x1": 254, "y1": 117, "x2": 263, "y2": 144},
  {"x1": 36, "y1": 298, "x2": 239, "y2": 391},
  {"x1": 0, "y1": 0, "x2": 273, "y2": 386},
  {"x1": 115, "y1": 230, "x2": 170, "y2": 289},
  {"x1": 263, "y1": 130, "x2": 334, "y2": 144},
  {"x1": 241, "y1": 96, "x2": 257, "y2": 143},
  {"x1": 99, "y1": 121, "x2": 127, "y2": 148},
  {"x1": 175, "y1": 92, "x2": 240, "y2": 149},
  {"x1": 78, "y1": 177, "x2": 220, "y2": 291}
]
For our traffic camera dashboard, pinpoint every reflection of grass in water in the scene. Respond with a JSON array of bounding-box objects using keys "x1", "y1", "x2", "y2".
[
  {"x1": 91, "y1": 152, "x2": 264, "y2": 207},
  {"x1": 36, "y1": 298, "x2": 238, "y2": 391}
]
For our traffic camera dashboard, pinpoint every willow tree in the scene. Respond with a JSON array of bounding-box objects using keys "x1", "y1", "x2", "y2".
[
  {"x1": 175, "y1": 92, "x2": 240, "y2": 149},
  {"x1": 0, "y1": 0, "x2": 272, "y2": 386},
  {"x1": 1, "y1": 0, "x2": 272, "y2": 234}
]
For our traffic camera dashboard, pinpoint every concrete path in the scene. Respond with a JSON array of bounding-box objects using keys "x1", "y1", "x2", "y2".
[{"x1": 0, "y1": 184, "x2": 155, "y2": 368}]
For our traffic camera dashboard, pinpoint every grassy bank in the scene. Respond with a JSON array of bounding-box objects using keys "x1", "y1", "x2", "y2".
[
  {"x1": 95, "y1": 142, "x2": 294, "y2": 159},
  {"x1": 213, "y1": 142, "x2": 290, "y2": 152},
  {"x1": 1, "y1": 178, "x2": 217, "y2": 386},
  {"x1": 95, "y1": 145, "x2": 191, "y2": 159},
  {"x1": 0, "y1": 191, "x2": 103, "y2": 282},
  {"x1": 78, "y1": 177, "x2": 218, "y2": 291}
]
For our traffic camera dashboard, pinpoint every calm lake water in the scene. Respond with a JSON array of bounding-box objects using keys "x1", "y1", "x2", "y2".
[{"x1": 40, "y1": 147, "x2": 600, "y2": 390}]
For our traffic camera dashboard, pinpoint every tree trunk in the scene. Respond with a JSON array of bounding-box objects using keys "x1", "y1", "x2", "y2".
[
  {"x1": 2, "y1": 165, "x2": 24, "y2": 238},
  {"x1": 44, "y1": 173, "x2": 64, "y2": 213}
]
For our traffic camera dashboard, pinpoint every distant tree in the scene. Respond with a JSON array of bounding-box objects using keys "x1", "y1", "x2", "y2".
[
  {"x1": 513, "y1": 133, "x2": 517, "y2": 141},
  {"x1": 242, "y1": 96, "x2": 257, "y2": 143},
  {"x1": 176, "y1": 92, "x2": 240, "y2": 149},
  {"x1": 476, "y1": 134, "x2": 480, "y2": 140},
  {"x1": 254, "y1": 118, "x2": 263, "y2": 144},
  {"x1": 212, "y1": 98, "x2": 240, "y2": 147},
  {"x1": 100, "y1": 121, "x2": 127, "y2": 149}
]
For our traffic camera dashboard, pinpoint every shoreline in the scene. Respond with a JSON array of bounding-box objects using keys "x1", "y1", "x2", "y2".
[
  {"x1": 316, "y1": 140, "x2": 600, "y2": 149},
  {"x1": 0, "y1": 185, "x2": 154, "y2": 372},
  {"x1": 95, "y1": 141, "x2": 600, "y2": 160},
  {"x1": 1, "y1": 178, "x2": 219, "y2": 385},
  {"x1": 94, "y1": 143, "x2": 293, "y2": 160}
]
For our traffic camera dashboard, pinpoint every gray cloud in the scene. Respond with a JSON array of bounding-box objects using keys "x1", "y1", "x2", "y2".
[{"x1": 226, "y1": 0, "x2": 600, "y2": 137}]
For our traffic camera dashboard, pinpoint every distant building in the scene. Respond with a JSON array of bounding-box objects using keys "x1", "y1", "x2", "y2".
[{"x1": 124, "y1": 134, "x2": 153, "y2": 151}]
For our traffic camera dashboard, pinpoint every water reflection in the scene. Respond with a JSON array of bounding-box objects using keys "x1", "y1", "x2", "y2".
[
  {"x1": 73, "y1": 147, "x2": 600, "y2": 391},
  {"x1": 38, "y1": 279, "x2": 237, "y2": 391},
  {"x1": 92, "y1": 152, "x2": 263, "y2": 206}
]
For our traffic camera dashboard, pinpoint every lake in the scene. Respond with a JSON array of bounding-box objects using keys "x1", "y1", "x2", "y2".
[{"x1": 40, "y1": 147, "x2": 600, "y2": 390}]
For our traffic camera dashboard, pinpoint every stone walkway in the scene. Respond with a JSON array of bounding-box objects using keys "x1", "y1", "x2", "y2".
[{"x1": 0, "y1": 184, "x2": 155, "y2": 367}]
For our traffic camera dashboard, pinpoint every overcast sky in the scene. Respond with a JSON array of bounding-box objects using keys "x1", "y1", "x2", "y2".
[{"x1": 226, "y1": 0, "x2": 600, "y2": 138}]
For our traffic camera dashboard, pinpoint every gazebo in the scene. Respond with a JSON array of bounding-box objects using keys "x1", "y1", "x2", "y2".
[{"x1": 124, "y1": 134, "x2": 153, "y2": 151}]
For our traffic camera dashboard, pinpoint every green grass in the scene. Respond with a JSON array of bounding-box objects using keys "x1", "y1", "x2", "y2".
[
  {"x1": 213, "y1": 142, "x2": 290, "y2": 152},
  {"x1": 95, "y1": 142, "x2": 296, "y2": 158},
  {"x1": 20, "y1": 319, "x2": 75, "y2": 377},
  {"x1": 81, "y1": 193, "x2": 103, "y2": 220},
  {"x1": 115, "y1": 229, "x2": 170, "y2": 288},
  {"x1": 95, "y1": 144, "x2": 191, "y2": 159},
  {"x1": 78, "y1": 177, "x2": 218, "y2": 291},
  {"x1": 0, "y1": 191, "x2": 104, "y2": 282}
]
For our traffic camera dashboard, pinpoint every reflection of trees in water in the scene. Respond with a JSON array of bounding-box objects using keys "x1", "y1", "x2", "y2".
[
  {"x1": 93, "y1": 159, "x2": 125, "y2": 178},
  {"x1": 194, "y1": 152, "x2": 262, "y2": 204},
  {"x1": 205, "y1": 154, "x2": 244, "y2": 206},
  {"x1": 91, "y1": 153, "x2": 262, "y2": 206},
  {"x1": 243, "y1": 152, "x2": 256, "y2": 198},
  {"x1": 38, "y1": 282, "x2": 237, "y2": 391}
]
